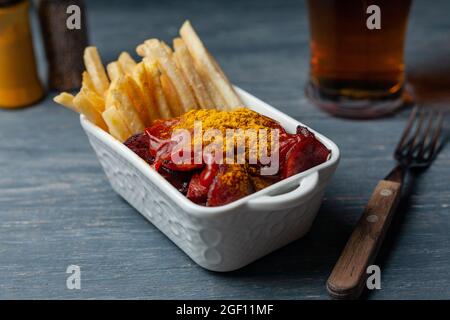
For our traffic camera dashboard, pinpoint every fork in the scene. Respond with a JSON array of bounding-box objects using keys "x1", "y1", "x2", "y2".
[{"x1": 326, "y1": 106, "x2": 445, "y2": 299}]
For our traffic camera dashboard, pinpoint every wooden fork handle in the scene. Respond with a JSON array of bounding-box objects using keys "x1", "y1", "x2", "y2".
[{"x1": 326, "y1": 180, "x2": 402, "y2": 299}]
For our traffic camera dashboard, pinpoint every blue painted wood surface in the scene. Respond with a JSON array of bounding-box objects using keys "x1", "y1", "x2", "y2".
[{"x1": 0, "y1": 0, "x2": 449, "y2": 299}]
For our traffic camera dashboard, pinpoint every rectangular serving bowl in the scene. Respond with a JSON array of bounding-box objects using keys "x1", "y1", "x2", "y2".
[{"x1": 80, "y1": 87, "x2": 340, "y2": 272}]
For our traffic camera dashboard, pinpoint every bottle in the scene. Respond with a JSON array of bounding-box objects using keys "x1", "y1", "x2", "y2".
[
  {"x1": 0, "y1": 0, "x2": 44, "y2": 108},
  {"x1": 38, "y1": 0, "x2": 88, "y2": 91}
]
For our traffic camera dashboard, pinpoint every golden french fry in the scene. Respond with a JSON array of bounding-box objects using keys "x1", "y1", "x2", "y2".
[
  {"x1": 144, "y1": 58, "x2": 172, "y2": 119},
  {"x1": 53, "y1": 92, "x2": 79, "y2": 113},
  {"x1": 57, "y1": 21, "x2": 245, "y2": 139},
  {"x1": 118, "y1": 52, "x2": 137, "y2": 75},
  {"x1": 83, "y1": 47, "x2": 110, "y2": 97},
  {"x1": 138, "y1": 41, "x2": 172, "y2": 60},
  {"x1": 161, "y1": 41, "x2": 173, "y2": 56},
  {"x1": 133, "y1": 62, "x2": 161, "y2": 123},
  {"x1": 80, "y1": 85, "x2": 105, "y2": 113},
  {"x1": 140, "y1": 41, "x2": 173, "y2": 57},
  {"x1": 73, "y1": 91, "x2": 108, "y2": 131},
  {"x1": 123, "y1": 74, "x2": 152, "y2": 126},
  {"x1": 175, "y1": 30, "x2": 225, "y2": 109},
  {"x1": 136, "y1": 44, "x2": 147, "y2": 57},
  {"x1": 82, "y1": 71, "x2": 97, "y2": 93},
  {"x1": 204, "y1": 79, "x2": 227, "y2": 108},
  {"x1": 179, "y1": 21, "x2": 243, "y2": 109},
  {"x1": 173, "y1": 38, "x2": 214, "y2": 109},
  {"x1": 112, "y1": 77, "x2": 145, "y2": 134},
  {"x1": 106, "y1": 96, "x2": 134, "y2": 135},
  {"x1": 105, "y1": 77, "x2": 136, "y2": 136},
  {"x1": 160, "y1": 73, "x2": 183, "y2": 116},
  {"x1": 105, "y1": 78, "x2": 118, "y2": 109},
  {"x1": 79, "y1": 71, "x2": 106, "y2": 113},
  {"x1": 145, "y1": 39, "x2": 197, "y2": 112},
  {"x1": 102, "y1": 104, "x2": 133, "y2": 142},
  {"x1": 107, "y1": 61, "x2": 123, "y2": 82}
]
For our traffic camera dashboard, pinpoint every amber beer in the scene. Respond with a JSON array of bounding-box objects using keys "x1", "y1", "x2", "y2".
[{"x1": 306, "y1": 0, "x2": 412, "y2": 118}]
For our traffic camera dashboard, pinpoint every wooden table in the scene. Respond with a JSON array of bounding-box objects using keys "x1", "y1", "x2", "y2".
[{"x1": 1, "y1": 0, "x2": 449, "y2": 299}]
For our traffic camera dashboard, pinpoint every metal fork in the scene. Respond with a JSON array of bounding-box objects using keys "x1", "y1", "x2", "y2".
[{"x1": 326, "y1": 106, "x2": 445, "y2": 300}]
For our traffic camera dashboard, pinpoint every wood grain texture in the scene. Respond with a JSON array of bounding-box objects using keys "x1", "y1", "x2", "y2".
[
  {"x1": 0, "y1": 0, "x2": 449, "y2": 299},
  {"x1": 327, "y1": 180, "x2": 402, "y2": 299}
]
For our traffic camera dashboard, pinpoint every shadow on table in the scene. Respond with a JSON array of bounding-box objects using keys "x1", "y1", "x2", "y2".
[
  {"x1": 205, "y1": 186, "x2": 404, "y2": 299},
  {"x1": 407, "y1": 52, "x2": 450, "y2": 108},
  {"x1": 212, "y1": 165, "x2": 445, "y2": 300},
  {"x1": 210, "y1": 200, "x2": 356, "y2": 298}
]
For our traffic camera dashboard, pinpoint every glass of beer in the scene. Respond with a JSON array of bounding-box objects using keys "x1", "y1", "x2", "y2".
[{"x1": 306, "y1": 0, "x2": 413, "y2": 118}]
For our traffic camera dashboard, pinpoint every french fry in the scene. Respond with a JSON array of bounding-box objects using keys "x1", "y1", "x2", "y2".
[
  {"x1": 139, "y1": 42, "x2": 173, "y2": 57},
  {"x1": 107, "y1": 61, "x2": 123, "y2": 82},
  {"x1": 105, "y1": 77, "x2": 118, "y2": 109},
  {"x1": 105, "y1": 91, "x2": 134, "y2": 135},
  {"x1": 145, "y1": 39, "x2": 197, "y2": 112},
  {"x1": 160, "y1": 73, "x2": 183, "y2": 116},
  {"x1": 83, "y1": 47, "x2": 110, "y2": 97},
  {"x1": 138, "y1": 41, "x2": 172, "y2": 61},
  {"x1": 144, "y1": 58, "x2": 172, "y2": 119},
  {"x1": 179, "y1": 20, "x2": 243, "y2": 109},
  {"x1": 118, "y1": 52, "x2": 137, "y2": 75},
  {"x1": 82, "y1": 71, "x2": 97, "y2": 93},
  {"x1": 112, "y1": 77, "x2": 145, "y2": 134},
  {"x1": 161, "y1": 41, "x2": 173, "y2": 56},
  {"x1": 123, "y1": 74, "x2": 153, "y2": 126},
  {"x1": 102, "y1": 104, "x2": 133, "y2": 142},
  {"x1": 204, "y1": 79, "x2": 227, "y2": 108},
  {"x1": 105, "y1": 76, "x2": 136, "y2": 137},
  {"x1": 173, "y1": 38, "x2": 214, "y2": 109},
  {"x1": 133, "y1": 62, "x2": 161, "y2": 123},
  {"x1": 53, "y1": 92, "x2": 78, "y2": 113},
  {"x1": 56, "y1": 21, "x2": 245, "y2": 141},
  {"x1": 80, "y1": 85, "x2": 105, "y2": 113},
  {"x1": 73, "y1": 91, "x2": 108, "y2": 131},
  {"x1": 175, "y1": 32, "x2": 225, "y2": 109},
  {"x1": 80, "y1": 71, "x2": 106, "y2": 113},
  {"x1": 136, "y1": 44, "x2": 147, "y2": 57}
]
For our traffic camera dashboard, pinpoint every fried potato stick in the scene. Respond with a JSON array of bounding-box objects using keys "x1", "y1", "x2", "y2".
[
  {"x1": 179, "y1": 21, "x2": 242, "y2": 109},
  {"x1": 53, "y1": 92, "x2": 78, "y2": 113},
  {"x1": 123, "y1": 74, "x2": 153, "y2": 126},
  {"x1": 132, "y1": 62, "x2": 161, "y2": 123},
  {"x1": 102, "y1": 104, "x2": 133, "y2": 142},
  {"x1": 83, "y1": 47, "x2": 110, "y2": 97},
  {"x1": 144, "y1": 58, "x2": 172, "y2": 119},
  {"x1": 160, "y1": 73, "x2": 183, "y2": 116},
  {"x1": 118, "y1": 52, "x2": 137, "y2": 75},
  {"x1": 145, "y1": 39, "x2": 197, "y2": 112},
  {"x1": 173, "y1": 38, "x2": 214, "y2": 109},
  {"x1": 73, "y1": 91, "x2": 108, "y2": 130},
  {"x1": 107, "y1": 61, "x2": 124, "y2": 82}
]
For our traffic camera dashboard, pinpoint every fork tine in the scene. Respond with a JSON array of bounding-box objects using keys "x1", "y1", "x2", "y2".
[
  {"x1": 395, "y1": 106, "x2": 418, "y2": 156},
  {"x1": 416, "y1": 111, "x2": 435, "y2": 159},
  {"x1": 424, "y1": 111, "x2": 444, "y2": 161},
  {"x1": 404, "y1": 109, "x2": 426, "y2": 159}
]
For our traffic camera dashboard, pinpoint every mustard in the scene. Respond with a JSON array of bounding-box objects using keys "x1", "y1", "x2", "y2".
[{"x1": 0, "y1": 0, "x2": 44, "y2": 108}]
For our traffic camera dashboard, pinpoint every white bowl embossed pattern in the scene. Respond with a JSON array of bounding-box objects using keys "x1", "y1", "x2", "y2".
[{"x1": 81, "y1": 87, "x2": 340, "y2": 272}]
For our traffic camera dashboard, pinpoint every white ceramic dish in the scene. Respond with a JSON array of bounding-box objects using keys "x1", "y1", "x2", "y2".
[{"x1": 80, "y1": 86, "x2": 340, "y2": 272}]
